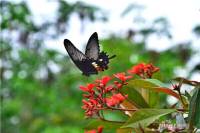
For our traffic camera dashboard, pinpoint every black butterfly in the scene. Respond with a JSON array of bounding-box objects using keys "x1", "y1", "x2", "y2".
[{"x1": 64, "y1": 32, "x2": 116, "y2": 76}]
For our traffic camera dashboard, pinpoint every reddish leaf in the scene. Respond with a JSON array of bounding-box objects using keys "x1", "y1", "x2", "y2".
[
  {"x1": 128, "y1": 79, "x2": 180, "y2": 100},
  {"x1": 173, "y1": 77, "x2": 200, "y2": 86},
  {"x1": 153, "y1": 87, "x2": 180, "y2": 99}
]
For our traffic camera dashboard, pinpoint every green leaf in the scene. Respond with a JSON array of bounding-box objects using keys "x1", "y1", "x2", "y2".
[
  {"x1": 149, "y1": 91, "x2": 159, "y2": 107},
  {"x1": 84, "y1": 119, "x2": 123, "y2": 130},
  {"x1": 121, "y1": 109, "x2": 176, "y2": 128},
  {"x1": 188, "y1": 86, "x2": 200, "y2": 129},
  {"x1": 120, "y1": 86, "x2": 149, "y2": 108},
  {"x1": 144, "y1": 79, "x2": 168, "y2": 87},
  {"x1": 128, "y1": 79, "x2": 180, "y2": 99}
]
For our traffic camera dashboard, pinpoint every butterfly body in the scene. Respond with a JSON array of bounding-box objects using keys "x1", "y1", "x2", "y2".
[{"x1": 64, "y1": 32, "x2": 115, "y2": 76}]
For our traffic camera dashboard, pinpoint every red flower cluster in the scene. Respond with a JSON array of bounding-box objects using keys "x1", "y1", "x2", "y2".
[
  {"x1": 80, "y1": 63, "x2": 159, "y2": 118},
  {"x1": 80, "y1": 73, "x2": 130, "y2": 117},
  {"x1": 128, "y1": 63, "x2": 159, "y2": 78},
  {"x1": 106, "y1": 93, "x2": 128, "y2": 106}
]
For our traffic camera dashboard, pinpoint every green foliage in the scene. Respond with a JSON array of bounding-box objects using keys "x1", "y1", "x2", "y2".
[
  {"x1": 188, "y1": 86, "x2": 200, "y2": 129},
  {"x1": 120, "y1": 86, "x2": 149, "y2": 108},
  {"x1": 0, "y1": 1, "x2": 31, "y2": 29},
  {"x1": 56, "y1": 0, "x2": 106, "y2": 33},
  {"x1": 121, "y1": 109, "x2": 176, "y2": 128}
]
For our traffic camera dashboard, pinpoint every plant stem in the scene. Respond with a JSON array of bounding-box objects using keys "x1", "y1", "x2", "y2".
[
  {"x1": 176, "y1": 108, "x2": 187, "y2": 112},
  {"x1": 178, "y1": 90, "x2": 186, "y2": 109},
  {"x1": 96, "y1": 107, "x2": 187, "y2": 112}
]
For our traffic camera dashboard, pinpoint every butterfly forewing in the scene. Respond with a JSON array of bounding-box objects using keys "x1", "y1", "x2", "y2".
[
  {"x1": 64, "y1": 39, "x2": 98, "y2": 76},
  {"x1": 85, "y1": 32, "x2": 100, "y2": 60},
  {"x1": 64, "y1": 39, "x2": 87, "y2": 61}
]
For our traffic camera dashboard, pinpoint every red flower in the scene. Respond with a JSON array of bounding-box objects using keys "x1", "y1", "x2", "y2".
[
  {"x1": 113, "y1": 73, "x2": 132, "y2": 82},
  {"x1": 102, "y1": 76, "x2": 112, "y2": 85},
  {"x1": 80, "y1": 83, "x2": 95, "y2": 92},
  {"x1": 85, "y1": 126, "x2": 103, "y2": 133},
  {"x1": 82, "y1": 99, "x2": 102, "y2": 117},
  {"x1": 128, "y1": 63, "x2": 145, "y2": 75},
  {"x1": 114, "y1": 81, "x2": 123, "y2": 89},
  {"x1": 106, "y1": 93, "x2": 127, "y2": 106},
  {"x1": 96, "y1": 76, "x2": 112, "y2": 86},
  {"x1": 105, "y1": 85, "x2": 114, "y2": 92},
  {"x1": 97, "y1": 126, "x2": 103, "y2": 133},
  {"x1": 144, "y1": 63, "x2": 159, "y2": 76},
  {"x1": 128, "y1": 63, "x2": 159, "y2": 78}
]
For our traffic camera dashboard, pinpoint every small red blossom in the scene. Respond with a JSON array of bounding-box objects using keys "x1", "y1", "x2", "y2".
[
  {"x1": 105, "y1": 85, "x2": 114, "y2": 92},
  {"x1": 97, "y1": 126, "x2": 103, "y2": 133},
  {"x1": 172, "y1": 84, "x2": 181, "y2": 91},
  {"x1": 96, "y1": 76, "x2": 112, "y2": 86},
  {"x1": 128, "y1": 63, "x2": 159, "y2": 78},
  {"x1": 85, "y1": 126, "x2": 103, "y2": 133},
  {"x1": 80, "y1": 83, "x2": 95, "y2": 92},
  {"x1": 83, "y1": 94, "x2": 92, "y2": 98},
  {"x1": 114, "y1": 81, "x2": 123, "y2": 89},
  {"x1": 144, "y1": 63, "x2": 160, "y2": 77},
  {"x1": 128, "y1": 63, "x2": 145, "y2": 75},
  {"x1": 82, "y1": 99, "x2": 102, "y2": 117},
  {"x1": 102, "y1": 76, "x2": 112, "y2": 85},
  {"x1": 106, "y1": 93, "x2": 127, "y2": 106},
  {"x1": 113, "y1": 72, "x2": 132, "y2": 82},
  {"x1": 171, "y1": 80, "x2": 183, "y2": 92}
]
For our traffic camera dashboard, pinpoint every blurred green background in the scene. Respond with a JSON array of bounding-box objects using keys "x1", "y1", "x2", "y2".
[{"x1": 1, "y1": 0, "x2": 200, "y2": 133}]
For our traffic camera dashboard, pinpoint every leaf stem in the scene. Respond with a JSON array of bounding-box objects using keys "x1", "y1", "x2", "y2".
[
  {"x1": 178, "y1": 90, "x2": 186, "y2": 108},
  {"x1": 96, "y1": 107, "x2": 187, "y2": 112}
]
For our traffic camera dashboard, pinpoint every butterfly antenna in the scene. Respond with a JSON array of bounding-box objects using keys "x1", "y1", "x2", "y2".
[{"x1": 109, "y1": 55, "x2": 116, "y2": 59}]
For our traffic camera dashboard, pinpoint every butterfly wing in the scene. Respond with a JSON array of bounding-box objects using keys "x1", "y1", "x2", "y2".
[
  {"x1": 64, "y1": 39, "x2": 86, "y2": 63},
  {"x1": 64, "y1": 39, "x2": 97, "y2": 76},
  {"x1": 85, "y1": 32, "x2": 100, "y2": 60}
]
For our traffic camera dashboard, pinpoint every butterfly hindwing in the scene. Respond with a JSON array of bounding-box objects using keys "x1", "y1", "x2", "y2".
[
  {"x1": 64, "y1": 39, "x2": 97, "y2": 76},
  {"x1": 85, "y1": 32, "x2": 100, "y2": 60}
]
